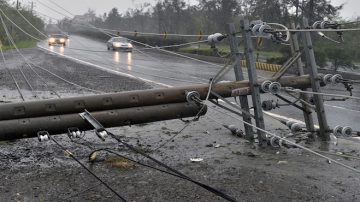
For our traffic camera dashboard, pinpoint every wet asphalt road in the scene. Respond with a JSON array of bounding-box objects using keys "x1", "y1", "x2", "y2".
[{"x1": 37, "y1": 35, "x2": 360, "y2": 132}]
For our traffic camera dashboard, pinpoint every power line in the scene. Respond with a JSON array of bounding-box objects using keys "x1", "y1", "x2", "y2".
[
  {"x1": 284, "y1": 88, "x2": 360, "y2": 101},
  {"x1": 0, "y1": 12, "x2": 61, "y2": 98},
  {"x1": 16, "y1": 9, "x2": 48, "y2": 38},
  {"x1": 0, "y1": 8, "x2": 43, "y2": 41},
  {"x1": 49, "y1": 136, "x2": 128, "y2": 202},
  {"x1": 106, "y1": 131, "x2": 238, "y2": 202},
  {"x1": 0, "y1": 45, "x2": 26, "y2": 101},
  {"x1": 205, "y1": 102, "x2": 360, "y2": 174}
]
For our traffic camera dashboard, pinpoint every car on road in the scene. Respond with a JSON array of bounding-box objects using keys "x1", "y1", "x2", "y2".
[
  {"x1": 48, "y1": 34, "x2": 67, "y2": 46},
  {"x1": 107, "y1": 37, "x2": 133, "y2": 52}
]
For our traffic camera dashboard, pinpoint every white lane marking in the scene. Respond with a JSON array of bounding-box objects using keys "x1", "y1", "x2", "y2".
[
  {"x1": 37, "y1": 45, "x2": 173, "y2": 88},
  {"x1": 325, "y1": 104, "x2": 360, "y2": 113}
]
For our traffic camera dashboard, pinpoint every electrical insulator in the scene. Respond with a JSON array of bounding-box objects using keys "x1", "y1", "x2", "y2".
[
  {"x1": 37, "y1": 131, "x2": 50, "y2": 142},
  {"x1": 269, "y1": 82, "x2": 281, "y2": 94},
  {"x1": 333, "y1": 125, "x2": 353, "y2": 137},
  {"x1": 312, "y1": 21, "x2": 322, "y2": 29},
  {"x1": 290, "y1": 123, "x2": 303, "y2": 132},
  {"x1": 250, "y1": 20, "x2": 273, "y2": 39},
  {"x1": 330, "y1": 74, "x2": 343, "y2": 85},
  {"x1": 322, "y1": 74, "x2": 333, "y2": 85},
  {"x1": 67, "y1": 127, "x2": 82, "y2": 139},
  {"x1": 224, "y1": 125, "x2": 244, "y2": 137},
  {"x1": 269, "y1": 136, "x2": 283, "y2": 148},
  {"x1": 185, "y1": 91, "x2": 201, "y2": 103},
  {"x1": 341, "y1": 126, "x2": 352, "y2": 137},
  {"x1": 261, "y1": 80, "x2": 272, "y2": 93},
  {"x1": 285, "y1": 121, "x2": 304, "y2": 132},
  {"x1": 286, "y1": 120, "x2": 296, "y2": 128},
  {"x1": 96, "y1": 130, "x2": 108, "y2": 141},
  {"x1": 207, "y1": 33, "x2": 226, "y2": 43}
]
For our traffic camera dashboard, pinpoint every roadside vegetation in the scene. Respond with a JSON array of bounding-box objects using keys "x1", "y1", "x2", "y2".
[
  {"x1": 0, "y1": 0, "x2": 44, "y2": 49},
  {"x1": 57, "y1": 0, "x2": 359, "y2": 70}
]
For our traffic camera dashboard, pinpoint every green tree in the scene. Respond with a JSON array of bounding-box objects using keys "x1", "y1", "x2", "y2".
[{"x1": 325, "y1": 48, "x2": 353, "y2": 71}]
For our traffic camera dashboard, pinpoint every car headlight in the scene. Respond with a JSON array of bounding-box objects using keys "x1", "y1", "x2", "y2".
[
  {"x1": 48, "y1": 38, "x2": 55, "y2": 43},
  {"x1": 60, "y1": 38, "x2": 65, "y2": 43},
  {"x1": 128, "y1": 44, "x2": 133, "y2": 48},
  {"x1": 113, "y1": 42, "x2": 121, "y2": 47}
]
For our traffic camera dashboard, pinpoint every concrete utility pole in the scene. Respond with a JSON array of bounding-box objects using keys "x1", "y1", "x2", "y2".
[
  {"x1": 240, "y1": 18, "x2": 266, "y2": 145},
  {"x1": 301, "y1": 18, "x2": 330, "y2": 140},
  {"x1": 0, "y1": 103, "x2": 206, "y2": 141},
  {"x1": 226, "y1": 23, "x2": 253, "y2": 138},
  {"x1": 0, "y1": 76, "x2": 313, "y2": 121},
  {"x1": 290, "y1": 23, "x2": 315, "y2": 134}
]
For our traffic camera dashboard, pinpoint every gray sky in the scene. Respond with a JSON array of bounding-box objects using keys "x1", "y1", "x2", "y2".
[{"x1": 17, "y1": 0, "x2": 360, "y2": 20}]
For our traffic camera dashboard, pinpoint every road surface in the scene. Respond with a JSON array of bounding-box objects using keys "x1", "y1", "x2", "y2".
[{"x1": 37, "y1": 35, "x2": 360, "y2": 133}]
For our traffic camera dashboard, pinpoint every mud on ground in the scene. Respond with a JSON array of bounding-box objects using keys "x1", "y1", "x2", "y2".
[{"x1": 0, "y1": 48, "x2": 360, "y2": 202}]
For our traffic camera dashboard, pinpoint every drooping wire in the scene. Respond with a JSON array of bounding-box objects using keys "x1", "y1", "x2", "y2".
[
  {"x1": 0, "y1": 44, "x2": 26, "y2": 101},
  {"x1": 284, "y1": 88, "x2": 360, "y2": 101},
  {"x1": 0, "y1": 8, "x2": 43, "y2": 41},
  {"x1": 105, "y1": 131, "x2": 238, "y2": 202},
  {"x1": 16, "y1": 9, "x2": 48, "y2": 38},
  {"x1": 0, "y1": 12, "x2": 62, "y2": 98},
  {"x1": 201, "y1": 100, "x2": 360, "y2": 174},
  {"x1": 49, "y1": 136, "x2": 128, "y2": 202},
  {"x1": 63, "y1": 137, "x2": 234, "y2": 201}
]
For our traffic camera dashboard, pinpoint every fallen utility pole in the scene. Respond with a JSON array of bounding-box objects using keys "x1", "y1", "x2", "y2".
[
  {"x1": 0, "y1": 103, "x2": 206, "y2": 141},
  {"x1": 0, "y1": 75, "x2": 313, "y2": 121}
]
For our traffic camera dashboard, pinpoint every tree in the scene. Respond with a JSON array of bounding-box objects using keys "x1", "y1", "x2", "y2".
[
  {"x1": 325, "y1": 48, "x2": 354, "y2": 72},
  {"x1": 104, "y1": 8, "x2": 121, "y2": 28}
]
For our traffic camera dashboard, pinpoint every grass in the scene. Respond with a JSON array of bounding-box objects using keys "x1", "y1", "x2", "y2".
[
  {"x1": 1, "y1": 40, "x2": 37, "y2": 51},
  {"x1": 177, "y1": 43, "x2": 283, "y2": 60}
]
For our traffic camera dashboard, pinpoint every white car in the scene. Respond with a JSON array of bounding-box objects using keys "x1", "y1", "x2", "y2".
[{"x1": 107, "y1": 37, "x2": 133, "y2": 52}]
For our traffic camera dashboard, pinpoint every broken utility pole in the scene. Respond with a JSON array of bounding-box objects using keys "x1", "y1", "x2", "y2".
[{"x1": 0, "y1": 75, "x2": 315, "y2": 141}]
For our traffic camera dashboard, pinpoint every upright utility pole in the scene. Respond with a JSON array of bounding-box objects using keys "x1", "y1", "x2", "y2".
[
  {"x1": 226, "y1": 23, "x2": 253, "y2": 139},
  {"x1": 240, "y1": 18, "x2": 266, "y2": 145},
  {"x1": 290, "y1": 23, "x2": 315, "y2": 135},
  {"x1": 301, "y1": 18, "x2": 330, "y2": 140},
  {"x1": 16, "y1": 0, "x2": 19, "y2": 9}
]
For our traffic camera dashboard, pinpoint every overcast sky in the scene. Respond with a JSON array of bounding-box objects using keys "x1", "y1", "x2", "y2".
[{"x1": 16, "y1": 0, "x2": 360, "y2": 20}]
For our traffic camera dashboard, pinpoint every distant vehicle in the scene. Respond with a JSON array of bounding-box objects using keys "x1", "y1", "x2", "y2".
[
  {"x1": 48, "y1": 34, "x2": 67, "y2": 46},
  {"x1": 107, "y1": 37, "x2": 133, "y2": 52},
  {"x1": 63, "y1": 32, "x2": 70, "y2": 39}
]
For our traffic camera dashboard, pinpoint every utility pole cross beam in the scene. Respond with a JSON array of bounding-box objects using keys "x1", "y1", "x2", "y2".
[
  {"x1": 226, "y1": 23, "x2": 253, "y2": 139},
  {"x1": 240, "y1": 18, "x2": 266, "y2": 145}
]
